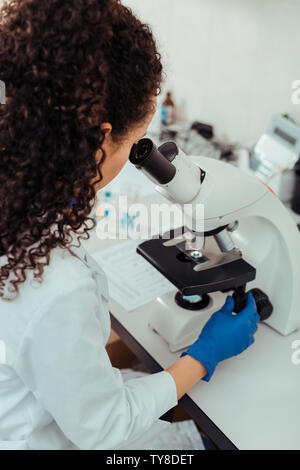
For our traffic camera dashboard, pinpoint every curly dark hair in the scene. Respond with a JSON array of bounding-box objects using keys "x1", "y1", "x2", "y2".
[{"x1": 0, "y1": 0, "x2": 162, "y2": 299}]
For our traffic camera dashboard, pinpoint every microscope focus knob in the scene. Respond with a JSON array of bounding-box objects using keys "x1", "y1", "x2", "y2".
[{"x1": 250, "y1": 288, "x2": 273, "y2": 321}]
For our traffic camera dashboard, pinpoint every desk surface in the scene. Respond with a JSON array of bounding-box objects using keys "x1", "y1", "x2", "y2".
[{"x1": 83, "y1": 207, "x2": 300, "y2": 451}]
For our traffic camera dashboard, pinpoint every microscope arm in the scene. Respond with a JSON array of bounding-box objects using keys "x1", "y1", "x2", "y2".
[{"x1": 155, "y1": 151, "x2": 269, "y2": 232}]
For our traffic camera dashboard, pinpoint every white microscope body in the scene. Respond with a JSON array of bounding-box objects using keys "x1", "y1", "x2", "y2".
[{"x1": 130, "y1": 139, "x2": 300, "y2": 352}]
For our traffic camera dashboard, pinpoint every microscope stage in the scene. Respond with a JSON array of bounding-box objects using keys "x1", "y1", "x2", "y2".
[{"x1": 137, "y1": 235, "x2": 256, "y2": 296}]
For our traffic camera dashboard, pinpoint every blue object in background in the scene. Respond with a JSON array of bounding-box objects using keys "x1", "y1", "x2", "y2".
[{"x1": 161, "y1": 106, "x2": 167, "y2": 125}]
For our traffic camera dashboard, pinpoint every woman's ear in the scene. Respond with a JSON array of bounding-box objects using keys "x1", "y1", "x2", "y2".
[{"x1": 100, "y1": 122, "x2": 112, "y2": 137}]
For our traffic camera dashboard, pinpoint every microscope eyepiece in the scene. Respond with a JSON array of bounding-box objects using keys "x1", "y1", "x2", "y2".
[
  {"x1": 130, "y1": 139, "x2": 153, "y2": 163},
  {"x1": 130, "y1": 138, "x2": 202, "y2": 203},
  {"x1": 129, "y1": 138, "x2": 176, "y2": 185}
]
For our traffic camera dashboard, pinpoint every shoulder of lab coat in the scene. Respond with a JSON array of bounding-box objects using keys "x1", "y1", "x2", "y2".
[
  {"x1": 0, "y1": 244, "x2": 109, "y2": 363},
  {"x1": 12, "y1": 246, "x2": 178, "y2": 450}
]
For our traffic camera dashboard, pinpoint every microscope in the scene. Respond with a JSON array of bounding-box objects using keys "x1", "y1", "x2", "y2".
[{"x1": 129, "y1": 139, "x2": 300, "y2": 352}]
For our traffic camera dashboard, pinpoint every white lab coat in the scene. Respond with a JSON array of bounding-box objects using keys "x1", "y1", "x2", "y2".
[{"x1": 0, "y1": 243, "x2": 179, "y2": 450}]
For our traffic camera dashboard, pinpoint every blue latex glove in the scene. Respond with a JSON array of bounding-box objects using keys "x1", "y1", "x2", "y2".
[{"x1": 181, "y1": 293, "x2": 260, "y2": 382}]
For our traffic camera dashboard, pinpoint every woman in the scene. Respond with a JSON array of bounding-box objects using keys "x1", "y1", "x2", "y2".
[{"x1": 0, "y1": 0, "x2": 259, "y2": 450}]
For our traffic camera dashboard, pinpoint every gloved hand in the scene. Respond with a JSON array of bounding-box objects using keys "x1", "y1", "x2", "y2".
[{"x1": 181, "y1": 293, "x2": 260, "y2": 382}]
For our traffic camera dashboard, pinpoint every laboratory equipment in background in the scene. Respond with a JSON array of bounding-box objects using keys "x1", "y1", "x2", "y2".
[
  {"x1": 129, "y1": 138, "x2": 300, "y2": 352},
  {"x1": 93, "y1": 185, "x2": 145, "y2": 239},
  {"x1": 161, "y1": 92, "x2": 176, "y2": 126},
  {"x1": 182, "y1": 121, "x2": 238, "y2": 162},
  {"x1": 158, "y1": 119, "x2": 239, "y2": 163},
  {"x1": 251, "y1": 115, "x2": 300, "y2": 203}
]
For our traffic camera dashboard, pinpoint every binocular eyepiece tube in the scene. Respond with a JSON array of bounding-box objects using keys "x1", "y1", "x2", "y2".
[
  {"x1": 129, "y1": 138, "x2": 177, "y2": 185},
  {"x1": 129, "y1": 138, "x2": 203, "y2": 204}
]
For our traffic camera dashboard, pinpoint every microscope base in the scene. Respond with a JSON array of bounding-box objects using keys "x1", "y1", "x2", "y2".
[{"x1": 149, "y1": 290, "x2": 229, "y2": 352}]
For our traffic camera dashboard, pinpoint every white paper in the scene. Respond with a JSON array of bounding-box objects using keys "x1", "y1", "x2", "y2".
[{"x1": 91, "y1": 241, "x2": 174, "y2": 311}]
